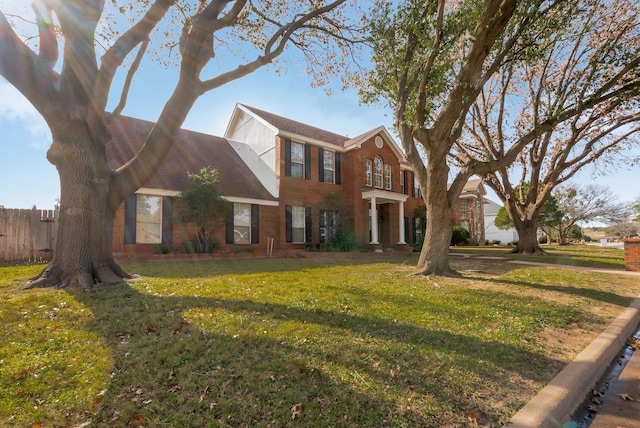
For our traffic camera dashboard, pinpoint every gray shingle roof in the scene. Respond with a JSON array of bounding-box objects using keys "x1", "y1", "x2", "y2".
[
  {"x1": 241, "y1": 104, "x2": 350, "y2": 147},
  {"x1": 106, "y1": 115, "x2": 276, "y2": 202}
]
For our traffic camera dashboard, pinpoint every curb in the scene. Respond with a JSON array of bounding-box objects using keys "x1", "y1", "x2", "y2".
[{"x1": 508, "y1": 293, "x2": 640, "y2": 427}]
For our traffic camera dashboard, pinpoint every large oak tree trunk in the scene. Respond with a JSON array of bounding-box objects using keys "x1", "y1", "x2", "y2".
[
  {"x1": 27, "y1": 125, "x2": 129, "y2": 289},
  {"x1": 512, "y1": 217, "x2": 546, "y2": 255},
  {"x1": 416, "y1": 158, "x2": 457, "y2": 276}
]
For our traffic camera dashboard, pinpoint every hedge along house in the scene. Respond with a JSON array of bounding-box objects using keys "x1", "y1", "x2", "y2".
[{"x1": 107, "y1": 104, "x2": 486, "y2": 257}]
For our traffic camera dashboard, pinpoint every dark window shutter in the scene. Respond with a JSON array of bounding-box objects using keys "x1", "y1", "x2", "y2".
[
  {"x1": 412, "y1": 217, "x2": 417, "y2": 244},
  {"x1": 305, "y1": 207, "x2": 312, "y2": 243},
  {"x1": 162, "y1": 196, "x2": 173, "y2": 244},
  {"x1": 284, "y1": 139, "x2": 292, "y2": 177},
  {"x1": 285, "y1": 205, "x2": 292, "y2": 243},
  {"x1": 335, "y1": 153, "x2": 341, "y2": 184},
  {"x1": 251, "y1": 204, "x2": 259, "y2": 244},
  {"x1": 304, "y1": 144, "x2": 311, "y2": 180},
  {"x1": 318, "y1": 147, "x2": 325, "y2": 183},
  {"x1": 403, "y1": 171, "x2": 408, "y2": 195},
  {"x1": 319, "y1": 210, "x2": 326, "y2": 244},
  {"x1": 225, "y1": 205, "x2": 234, "y2": 244},
  {"x1": 404, "y1": 216, "x2": 410, "y2": 243},
  {"x1": 124, "y1": 193, "x2": 137, "y2": 244},
  {"x1": 409, "y1": 172, "x2": 414, "y2": 198}
]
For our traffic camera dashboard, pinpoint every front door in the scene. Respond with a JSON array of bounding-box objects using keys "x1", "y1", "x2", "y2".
[{"x1": 379, "y1": 204, "x2": 391, "y2": 246}]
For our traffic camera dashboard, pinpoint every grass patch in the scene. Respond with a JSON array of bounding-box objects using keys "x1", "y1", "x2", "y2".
[
  {"x1": 1, "y1": 251, "x2": 639, "y2": 427},
  {"x1": 452, "y1": 243, "x2": 625, "y2": 270}
]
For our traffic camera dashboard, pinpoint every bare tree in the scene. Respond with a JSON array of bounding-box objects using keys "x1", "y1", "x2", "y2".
[
  {"x1": 458, "y1": 0, "x2": 640, "y2": 254},
  {"x1": 0, "y1": 0, "x2": 358, "y2": 288},
  {"x1": 553, "y1": 184, "x2": 629, "y2": 244}
]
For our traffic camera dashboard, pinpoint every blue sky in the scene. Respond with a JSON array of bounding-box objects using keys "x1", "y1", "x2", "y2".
[{"x1": 1, "y1": 2, "x2": 639, "y2": 210}]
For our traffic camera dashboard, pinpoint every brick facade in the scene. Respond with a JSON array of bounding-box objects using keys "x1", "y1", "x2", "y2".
[
  {"x1": 110, "y1": 105, "x2": 485, "y2": 258},
  {"x1": 624, "y1": 238, "x2": 640, "y2": 272}
]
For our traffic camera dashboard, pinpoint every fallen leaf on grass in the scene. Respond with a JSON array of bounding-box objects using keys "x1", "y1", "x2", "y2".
[
  {"x1": 33, "y1": 422, "x2": 43, "y2": 428},
  {"x1": 291, "y1": 403, "x2": 303, "y2": 420},
  {"x1": 128, "y1": 415, "x2": 146, "y2": 427},
  {"x1": 199, "y1": 385, "x2": 210, "y2": 403},
  {"x1": 619, "y1": 393, "x2": 635, "y2": 401}
]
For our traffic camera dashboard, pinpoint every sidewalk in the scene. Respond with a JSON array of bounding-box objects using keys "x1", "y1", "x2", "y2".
[{"x1": 507, "y1": 261, "x2": 640, "y2": 428}]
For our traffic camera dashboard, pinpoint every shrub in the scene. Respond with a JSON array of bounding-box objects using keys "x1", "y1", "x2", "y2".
[
  {"x1": 491, "y1": 240, "x2": 501, "y2": 245},
  {"x1": 451, "y1": 226, "x2": 470, "y2": 246},
  {"x1": 328, "y1": 230, "x2": 358, "y2": 252},
  {"x1": 538, "y1": 235, "x2": 548, "y2": 244},
  {"x1": 155, "y1": 243, "x2": 171, "y2": 254}
]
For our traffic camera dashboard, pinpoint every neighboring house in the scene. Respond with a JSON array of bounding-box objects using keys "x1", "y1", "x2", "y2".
[
  {"x1": 108, "y1": 104, "x2": 486, "y2": 256},
  {"x1": 452, "y1": 178, "x2": 486, "y2": 245},
  {"x1": 484, "y1": 199, "x2": 518, "y2": 244}
]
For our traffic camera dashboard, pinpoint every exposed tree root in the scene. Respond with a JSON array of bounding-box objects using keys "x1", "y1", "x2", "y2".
[
  {"x1": 510, "y1": 247, "x2": 548, "y2": 256},
  {"x1": 414, "y1": 266, "x2": 463, "y2": 278},
  {"x1": 22, "y1": 260, "x2": 131, "y2": 290}
]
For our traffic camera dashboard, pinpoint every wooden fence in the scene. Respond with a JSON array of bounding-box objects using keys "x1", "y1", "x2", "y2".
[{"x1": 0, "y1": 208, "x2": 58, "y2": 263}]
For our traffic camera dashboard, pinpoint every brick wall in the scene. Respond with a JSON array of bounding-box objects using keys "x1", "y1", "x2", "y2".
[{"x1": 624, "y1": 238, "x2": 640, "y2": 272}]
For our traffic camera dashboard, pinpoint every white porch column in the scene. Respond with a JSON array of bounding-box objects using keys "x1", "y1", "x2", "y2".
[
  {"x1": 370, "y1": 197, "x2": 379, "y2": 244},
  {"x1": 398, "y1": 200, "x2": 406, "y2": 244}
]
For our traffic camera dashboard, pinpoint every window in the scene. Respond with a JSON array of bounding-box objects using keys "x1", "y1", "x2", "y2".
[
  {"x1": 384, "y1": 164, "x2": 392, "y2": 190},
  {"x1": 136, "y1": 194, "x2": 162, "y2": 243},
  {"x1": 413, "y1": 175, "x2": 421, "y2": 198},
  {"x1": 459, "y1": 199, "x2": 470, "y2": 219},
  {"x1": 124, "y1": 193, "x2": 172, "y2": 245},
  {"x1": 374, "y1": 156, "x2": 383, "y2": 188},
  {"x1": 226, "y1": 203, "x2": 259, "y2": 244},
  {"x1": 234, "y1": 203, "x2": 251, "y2": 244},
  {"x1": 290, "y1": 141, "x2": 305, "y2": 178},
  {"x1": 320, "y1": 210, "x2": 341, "y2": 243},
  {"x1": 400, "y1": 170, "x2": 406, "y2": 194},
  {"x1": 321, "y1": 149, "x2": 336, "y2": 184},
  {"x1": 365, "y1": 159, "x2": 373, "y2": 186},
  {"x1": 291, "y1": 206, "x2": 306, "y2": 243},
  {"x1": 414, "y1": 217, "x2": 424, "y2": 244}
]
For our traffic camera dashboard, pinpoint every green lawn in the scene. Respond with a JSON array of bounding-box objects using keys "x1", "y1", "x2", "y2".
[{"x1": 1, "y1": 248, "x2": 638, "y2": 427}]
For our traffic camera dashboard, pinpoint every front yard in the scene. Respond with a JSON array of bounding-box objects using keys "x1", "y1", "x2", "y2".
[{"x1": 1, "y1": 248, "x2": 638, "y2": 426}]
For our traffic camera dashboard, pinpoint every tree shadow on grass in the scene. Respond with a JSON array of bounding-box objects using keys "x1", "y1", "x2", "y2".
[
  {"x1": 464, "y1": 275, "x2": 635, "y2": 308},
  {"x1": 64, "y1": 282, "x2": 562, "y2": 427}
]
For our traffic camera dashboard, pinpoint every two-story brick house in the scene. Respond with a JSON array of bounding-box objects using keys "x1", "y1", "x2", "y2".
[{"x1": 109, "y1": 104, "x2": 484, "y2": 257}]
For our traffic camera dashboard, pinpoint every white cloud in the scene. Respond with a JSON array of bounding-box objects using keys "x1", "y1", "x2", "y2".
[{"x1": 0, "y1": 80, "x2": 50, "y2": 143}]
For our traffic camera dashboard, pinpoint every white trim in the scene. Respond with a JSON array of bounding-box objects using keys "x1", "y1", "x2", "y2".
[
  {"x1": 345, "y1": 126, "x2": 407, "y2": 163},
  {"x1": 136, "y1": 188, "x2": 180, "y2": 197},
  {"x1": 361, "y1": 189, "x2": 409, "y2": 203},
  {"x1": 278, "y1": 131, "x2": 347, "y2": 152},
  {"x1": 223, "y1": 196, "x2": 279, "y2": 207}
]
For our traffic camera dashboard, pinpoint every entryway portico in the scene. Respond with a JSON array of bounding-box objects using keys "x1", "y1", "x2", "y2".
[{"x1": 361, "y1": 189, "x2": 409, "y2": 245}]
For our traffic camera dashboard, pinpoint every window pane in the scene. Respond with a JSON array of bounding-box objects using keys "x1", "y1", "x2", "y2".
[
  {"x1": 291, "y1": 142, "x2": 304, "y2": 163},
  {"x1": 366, "y1": 159, "x2": 372, "y2": 186},
  {"x1": 384, "y1": 164, "x2": 392, "y2": 190},
  {"x1": 324, "y1": 150, "x2": 335, "y2": 183},
  {"x1": 234, "y1": 203, "x2": 251, "y2": 243},
  {"x1": 136, "y1": 194, "x2": 162, "y2": 244},
  {"x1": 292, "y1": 206, "x2": 305, "y2": 243},
  {"x1": 291, "y1": 142, "x2": 304, "y2": 178},
  {"x1": 374, "y1": 157, "x2": 383, "y2": 188}
]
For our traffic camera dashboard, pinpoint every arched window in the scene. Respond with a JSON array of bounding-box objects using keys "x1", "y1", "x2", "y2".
[{"x1": 374, "y1": 156, "x2": 383, "y2": 188}]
